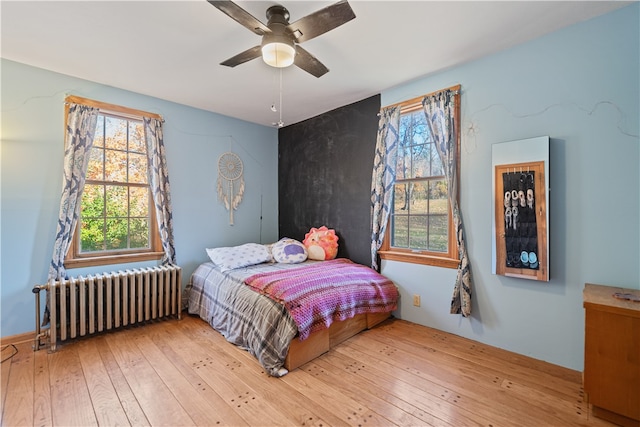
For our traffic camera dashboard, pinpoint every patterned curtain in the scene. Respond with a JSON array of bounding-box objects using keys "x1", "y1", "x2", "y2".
[
  {"x1": 370, "y1": 106, "x2": 401, "y2": 270},
  {"x1": 44, "y1": 103, "x2": 99, "y2": 324},
  {"x1": 144, "y1": 117, "x2": 176, "y2": 265},
  {"x1": 422, "y1": 90, "x2": 473, "y2": 317},
  {"x1": 48, "y1": 103, "x2": 99, "y2": 282}
]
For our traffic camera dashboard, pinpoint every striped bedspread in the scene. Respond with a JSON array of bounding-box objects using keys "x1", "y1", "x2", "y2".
[
  {"x1": 244, "y1": 258, "x2": 399, "y2": 340},
  {"x1": 186, "y1": 261, "x2": 301, "y2": 376}
]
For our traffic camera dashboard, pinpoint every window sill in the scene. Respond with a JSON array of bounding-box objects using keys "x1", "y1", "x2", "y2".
[
  {"x1": 378, "y1": 250, "x2": 459, "y2": 269},
  {"x1": 65, "y1": 251, "x2": 164, "y2": 269}
]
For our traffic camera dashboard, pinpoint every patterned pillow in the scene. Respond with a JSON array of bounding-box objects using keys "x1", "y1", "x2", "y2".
[
  {"x1": 264, "y1": 243, "x2": 276, "y2": 263},
  {"x1": 272, "y1": 238, "x2": 308, "y2": 264},
  {"x1": 206, "y1": 243, "x2": 271, "y2": 272}
]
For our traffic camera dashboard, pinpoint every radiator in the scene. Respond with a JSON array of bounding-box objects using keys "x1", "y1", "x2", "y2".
[{"x1": 33, "y1": 265, "x2": 182, "y2": 351}]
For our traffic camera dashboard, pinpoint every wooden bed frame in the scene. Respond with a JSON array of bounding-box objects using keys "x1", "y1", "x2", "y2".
[{"x1": 284, "y1": 311, "x2": 390, "y2": 371}]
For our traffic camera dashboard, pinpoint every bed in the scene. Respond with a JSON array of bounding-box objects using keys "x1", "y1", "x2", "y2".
[{"x1": 185, "y1": 258, "x2": 398, "y2": 376}]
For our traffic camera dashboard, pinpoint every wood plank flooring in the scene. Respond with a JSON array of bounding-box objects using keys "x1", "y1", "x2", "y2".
[{"x1": 0, "y1": 314, "x2": 616, "y2": 426}]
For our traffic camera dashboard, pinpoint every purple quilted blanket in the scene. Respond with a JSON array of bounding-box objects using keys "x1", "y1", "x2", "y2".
[{"x1": 244, "y1": 258, "x2": 398, "y2": 340}]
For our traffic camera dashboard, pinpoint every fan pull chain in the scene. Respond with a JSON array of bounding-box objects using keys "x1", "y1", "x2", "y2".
[
  {"x1": 270, "y1": 69, "x2": 284, "y2": 127},
  {"x1": 277, "y1": 69, "x2": 284, "y2": 127},
  {"x1": 271, "y1": 70, "x2": 278, "y2": 113}
]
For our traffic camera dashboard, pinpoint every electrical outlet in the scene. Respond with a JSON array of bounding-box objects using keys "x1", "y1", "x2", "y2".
[{"x1": 413, "y1": 294, "x2": 420, "y2": 307}]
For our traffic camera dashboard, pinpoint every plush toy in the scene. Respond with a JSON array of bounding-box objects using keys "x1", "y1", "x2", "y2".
[{"x1": 303, "y1": 226, "x2": 339, "y2": 260}]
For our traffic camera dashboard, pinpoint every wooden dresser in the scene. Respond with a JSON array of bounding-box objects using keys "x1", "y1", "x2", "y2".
[{"x1": 583, "y1": 283, "x2": 640, "y2": 427}]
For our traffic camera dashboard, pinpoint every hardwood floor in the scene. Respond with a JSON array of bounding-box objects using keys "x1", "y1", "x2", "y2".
[{"x1": 1, "y1": 314, "x2": 616, "y2": 426}]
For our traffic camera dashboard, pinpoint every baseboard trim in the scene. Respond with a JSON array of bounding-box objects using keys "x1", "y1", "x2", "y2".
[
  {"x1": 1, "y1": 330, "x2": 40, "y2": 347},
  {"x1": 592, "y1": 406, "x2": 640, "y2": 427}
]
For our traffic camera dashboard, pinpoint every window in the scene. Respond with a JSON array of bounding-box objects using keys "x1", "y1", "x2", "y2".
[
  {"x1": 379, "y1": 94, "x2": 460, "y2": 269},
  {"x1": 64, "y1": 99, "x2": 163, "y2": 268}
]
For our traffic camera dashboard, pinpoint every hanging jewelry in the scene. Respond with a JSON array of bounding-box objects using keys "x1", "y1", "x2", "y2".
[
  {"x1": 217, "y1": 152, "x2": 245, "y2": 225},
  {"x1": 527, "y1": 188, "x2": 534, "y2": 209}
]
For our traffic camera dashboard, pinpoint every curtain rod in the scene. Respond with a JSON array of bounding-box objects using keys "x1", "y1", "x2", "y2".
[
  {"x1": 65, "y1": 95, "x2": 164, "y2": 121},
  {"x1": 382, "y1": 84, "x2": 461, "y2": 110}
]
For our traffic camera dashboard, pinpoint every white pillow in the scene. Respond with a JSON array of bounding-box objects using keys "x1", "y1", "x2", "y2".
[
  {"x1": 206, "y1": 243, "x2": 271, "y2": 272},
  {"x1": 272, "y1": 238, "x2": 308, "y2": 264}
]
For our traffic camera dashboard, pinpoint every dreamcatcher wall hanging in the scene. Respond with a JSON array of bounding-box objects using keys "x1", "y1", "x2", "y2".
[{"x1": 217, "y1": 152, "x2": 245, "y2": 225}]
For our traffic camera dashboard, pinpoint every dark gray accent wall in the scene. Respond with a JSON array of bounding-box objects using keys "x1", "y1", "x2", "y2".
[{"x1": 278, "y1": 94, "x2": 381, "y2": 266}]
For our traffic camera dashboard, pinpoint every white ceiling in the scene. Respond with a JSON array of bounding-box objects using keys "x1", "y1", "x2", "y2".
[{"x1": 1, "y1": 1, "x2": 631, "y2": 127}]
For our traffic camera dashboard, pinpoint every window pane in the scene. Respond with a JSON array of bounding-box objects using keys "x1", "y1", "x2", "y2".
[
  {"x1": 80, "y1": 218, "x2": 105, "y2": 252},
  {"x1": 399, "y1": 115, "x2": 410, "y2": 142},
  {"x1": 129, "y1": 121, "x2": 145, "y2": 153},
  {"x1": 412, "y1": 144, "x2": 429, "y2": 178},
  {"x1": 86, "y1": 147, "x2": 104, "y2": 181},
  {"x1": 81, "y1": 184, "x2": 105, "y2": 218},
  {"x1": 106, "y1": 185, "x2": 128, "y2": 217},
  {"x1": 105, "y1": 116, "x2": 127, "y2": 150},
  {"x1": 390, "y1": 174, "x2": 450, "y2": 253},
  {"x1": 106, "y1": 218, "x2": 128, "y2": 250},
  {"x1": 392, "y1": 214, "x2": 409, "y2": 248},
  {"x1": 412, "y1": 115, "x2": 429, "y2": 143},
  {"x1": 431, "y1": 148, "x2": 444, "y2": 176},
  {"x1": 399, "y1": 121, "x2": 415, "y2": 179},
  {"x1": 395, "y1": 144, "x2": 408, "y2": 180},
  {"x1": 400, "y1": 111, "x2": 427, "y2": 141},
  {"x1": 399, "y1": 111, "x2": 438, "y2": 180},
  {"x1": 128, "y1": 153, "x2": 148, "y2": 184},
  {"x1": 129, "y1": 187, "x2": 149, "y2": 217},
  {"x1": 105, "y1": 149, "x2": 127, "y2": 182},
  {"x1": 428, "y1": 214, "x2": 448, "y2": 252},
  {"x1": 430, "y1": 180, "x2": 448, "y2": 214},
  {"x1": 130, "y1": 218, "x2": 150, "y2": 249},
  {"x1": 409, "y1": 215, "x2": 428, "y2": 250},
  {"x1": 93, "y1": 115, "x2": 104, "y2": 148},
  {"x1": 393, "y1": 183, "x2": 410, "y2": 214},
  {"x1": 411, "y1": 181, "x2": 429, "y2": 214}
]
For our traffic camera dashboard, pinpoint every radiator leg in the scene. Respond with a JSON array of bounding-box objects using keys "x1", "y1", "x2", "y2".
[
  {"x1": 33, "y1": 286, "x2": 41, "y2": 351},
  {"x1": 49, "y1": 279, "x2": 57, "y2": 352},
  {"x1": 177, "y1": 267, "x2": 183, "y2": 320},
  {"x1": 32, "y1": 285, "x2": 48, "y2": 351}
]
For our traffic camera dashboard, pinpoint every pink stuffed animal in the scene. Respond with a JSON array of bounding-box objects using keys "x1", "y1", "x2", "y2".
[{"x1": 303, "y1": 226, "x2": 339, "y2": 260}]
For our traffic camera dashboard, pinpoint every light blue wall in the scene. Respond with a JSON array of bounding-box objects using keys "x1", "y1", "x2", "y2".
[
  {"x1": 381, "y1": 4, "x2": 639, "y2": 371},
  {"x1": 1, "y1": 4, "x2": 638, "y2": 373},
  {"x1": 1, "y1": 59, "x2": 279, "y2": 337}
]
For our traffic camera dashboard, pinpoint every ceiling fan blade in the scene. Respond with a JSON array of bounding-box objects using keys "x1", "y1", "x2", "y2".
[
  {"x1": 208, "y1": 0, "x2": 270, "y2": 36},
  {"x1": 294, "y1": 46, "x2": 329, "y2": 78},
  {"x1": 288, "y1": 0, "x2": 355, "y2": 44},
  {"x1": 220, "y1": 45, "x2": 262, "y2": 67}
]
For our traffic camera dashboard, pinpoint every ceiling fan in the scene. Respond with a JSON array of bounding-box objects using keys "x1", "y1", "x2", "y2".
[{"x1": 208, "y1": 0, "x2": 356, "y2": 78}]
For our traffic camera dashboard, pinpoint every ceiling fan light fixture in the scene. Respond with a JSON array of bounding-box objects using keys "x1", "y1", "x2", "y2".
[
  {"x1": 261, "y1": 36, "x2": 295, "y2": 68},
  {"x1": 211, "y1": 1, "x2": 356, "y2": 77}
]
